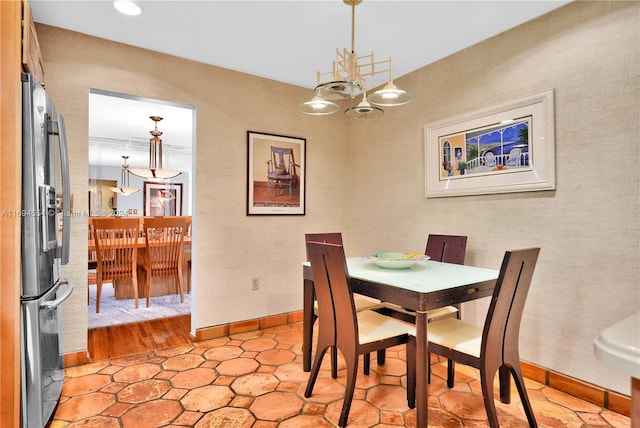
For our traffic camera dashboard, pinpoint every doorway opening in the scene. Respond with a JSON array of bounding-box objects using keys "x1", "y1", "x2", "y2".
[{"x1": 87, "y1": 89, "x2": 196, "y2": 334}]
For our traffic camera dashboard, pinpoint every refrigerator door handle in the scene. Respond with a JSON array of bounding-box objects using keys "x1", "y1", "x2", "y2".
[
  {"x1": 41, "y1": 280, "x2": 73, "y2": 309},
  {"x1": 50, "y1": 113, "x2": 70, "y2": 265}
]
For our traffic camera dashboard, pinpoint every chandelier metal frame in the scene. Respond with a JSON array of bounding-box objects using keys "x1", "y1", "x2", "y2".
[
  {"x1": 298, "y1": 0, "x2": 412, "y2": 119},
  {"x1": 129, "y1": 116, "x2": 182, "y2": 180},
  {"x1": 109, "y1": 155, "x2": 140, "y2": 195}
]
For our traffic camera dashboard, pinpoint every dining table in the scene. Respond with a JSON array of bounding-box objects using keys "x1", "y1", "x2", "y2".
[
  {"x1": 302, "y1": 256, "x2": 499, "y2": 428},
  {"x1": 88, "y1": 235, "x2": 191, "y2": 299}
]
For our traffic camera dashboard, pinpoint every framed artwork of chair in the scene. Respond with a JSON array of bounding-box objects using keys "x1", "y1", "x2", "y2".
[{"x1": 247, "y1": 131, "x2": 306, "y2": 215}]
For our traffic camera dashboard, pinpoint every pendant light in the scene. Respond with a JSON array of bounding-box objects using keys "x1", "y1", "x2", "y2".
[
  {"x1": 297, "y1": 96, "x2": 340, "y2": 115},
  {"x1": 298, "y1": 0, "x2": 413, "y2": 118},
  {"x1": 367, "y1": 80, "x2": 413, "y2": 107},
  {"x1": 344, "y1": 86, "x2": 383, "y2": 119},
  {"x1": 129, "y1": 116, "x2": 182, "y2": 180},
  {"x1": 109, "y1": 155, "x2": 140, "y2": 195}
]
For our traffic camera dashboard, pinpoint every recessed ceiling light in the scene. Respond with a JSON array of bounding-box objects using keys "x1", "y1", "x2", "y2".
[{"x1": 113, "y1": 0, "x2": 142, "y2": 16}]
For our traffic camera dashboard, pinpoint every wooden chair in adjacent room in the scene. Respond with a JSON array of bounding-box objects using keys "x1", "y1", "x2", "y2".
[
  {"x1": 304, "y1": 233, "x2": 383, "y2": 378},
  {"x1": 406, "y1": 247, "x2": 540, "y2": 427},
  {"x1": 184, "y1": 216, "x2": 192, "y2": 292},
  {"x1": 87, "y1": 225, "x2": 97, "y2": 303},
  {"x1": 90, "y1": 217, "x2": 140, "y2": 313},
  {"x1": 304, "y1": 241, "x2": 414, "y2": 428},
  {"x1": 382, "y1": 233, "x2": 468, "y2": 386},
  {"x1": 141, "y1": 216, "x2": 187, "y2": 307}
]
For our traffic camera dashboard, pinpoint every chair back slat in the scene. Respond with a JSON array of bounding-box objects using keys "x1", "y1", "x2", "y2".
[
  {"x1": 481, "y1": 248, "x2": 540, "y2": 363},
  {"x1": 143, "y1": 217, "x2": 186, "y2": 277},
  {"x1": 306, "y1": 241, "x2": 358, "y2": 352},
  {"x1": 425, "y1": 234, "x2": 467, "y2": 265}
]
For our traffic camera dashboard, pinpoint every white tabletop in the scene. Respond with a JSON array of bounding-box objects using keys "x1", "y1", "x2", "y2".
[
  {"x1": 305, "y1": 257, "x2": 499, "y2": 293},
  {"x1": 594, "y1": 312, "x2": 640, "y2": 379}
]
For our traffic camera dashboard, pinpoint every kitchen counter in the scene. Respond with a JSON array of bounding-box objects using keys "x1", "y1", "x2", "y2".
[{"x1": 594, "y1": 312, "x2": 639, "y2": 424}]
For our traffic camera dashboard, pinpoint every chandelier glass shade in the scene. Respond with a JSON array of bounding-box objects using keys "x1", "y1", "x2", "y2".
[
  {"x1": 344, "y1": 99, "x2": 384, "y2": 119},
  {"x1": 297, "y1": 96, "x2": 340, "y2": 115},
  {"x1": 109, "y1": 155, "x2": 140, "y2": 195},
  {"x1": 299, "y1": 0, "x2": 413, "y2": 119},
  {"x1": 366, "y1": 80, "x2": 413, "y2": 107},
  {"x1": 128, "y1": 116, "x2": 182, "y2": 180}
]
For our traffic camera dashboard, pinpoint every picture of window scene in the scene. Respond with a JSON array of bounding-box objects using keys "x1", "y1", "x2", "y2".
[{"x1": 439, "y1": 117, "x2": 531, "y2": 179}]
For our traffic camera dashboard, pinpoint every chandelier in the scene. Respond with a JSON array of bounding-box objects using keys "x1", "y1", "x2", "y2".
[
  {"x1": 109, "y1": 155, "x2": 140, "y2": 195},
  {"x1": 129, "y1": 116, "x2": 182, "y2": 180},
  {"x1": 298, "y1": 0, "x2": 413, "y2": 119}
]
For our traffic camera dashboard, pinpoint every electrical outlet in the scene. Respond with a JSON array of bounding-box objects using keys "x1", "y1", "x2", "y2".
[{"x1": 251, "y1": 277, "x2": 259, "y2": 290}]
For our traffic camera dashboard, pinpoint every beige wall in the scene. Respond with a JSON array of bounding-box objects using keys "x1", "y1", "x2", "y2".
[
  {"x1": 347, "y1": 1, "x2": 639, "y2": 395},
  {"x1": 36, "y1": 23, "x2": 351, "y2": 356},
  {"x1": 37, "y1": 0, "x2": 638, "y2": 396}
]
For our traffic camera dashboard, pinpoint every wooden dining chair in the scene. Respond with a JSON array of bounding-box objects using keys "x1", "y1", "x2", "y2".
[
  {"x1": 90, "y1": 217, "x2": 140, "y2": 313},
  {"x1": 141, "y1": 217, "x2": 187, "y2": 307},
  {"x1": 382, "y1": 234, "x2": 468, "y2": 385},
  {"x1": 304, "y1": 241, "x2": 414, "y2": 428},
  {"x1": 184, "y1": 217, "x2": 192, "y2": 292},
  {"x1": 304, "y1": 233, "x2": 383, "y2": 378},
  {"x1": 407, "y1": 247, "x2": 540, "y2": 428},
  {"x1": 87, "y1": 226, "x2": 98, "y2": 302}
]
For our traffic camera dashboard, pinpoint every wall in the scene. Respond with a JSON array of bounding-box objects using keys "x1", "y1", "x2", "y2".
[
  {"x1": 36, "y1": 24, "x2": 351, "y2": 358},
  {"x1": 89, "y1": 164, "x2": 191, "y2": 216},
  {"x1": 347, "y1": 1, "x2": 639, "y2": 395}
]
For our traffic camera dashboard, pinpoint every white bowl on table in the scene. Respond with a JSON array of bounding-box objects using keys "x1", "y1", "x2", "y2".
[{"x1": 366, "y1": 252, "x2": 430, "y2": 269}]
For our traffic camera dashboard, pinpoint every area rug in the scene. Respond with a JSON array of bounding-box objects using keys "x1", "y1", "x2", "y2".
[{"x1": 87, "y1": 283, "x2": 191, "y2": 329}]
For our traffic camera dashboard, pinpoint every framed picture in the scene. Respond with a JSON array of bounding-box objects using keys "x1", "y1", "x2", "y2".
[
  {"x1": 144, "y1": 181, "x2": 182, "y2": 216},
  {"x1": 425, "y1": 89, "x2": 555, "y2": 198},
  {"x1": 247, "y1": 131, "x2": 306, "y2": 215}
]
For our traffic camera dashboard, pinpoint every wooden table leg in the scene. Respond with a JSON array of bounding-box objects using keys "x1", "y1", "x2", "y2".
[
  {"x1": 415, "y1": 310, "x2": 429, "y2": 428},
  {"x1": 302, "y1": 278, "x2": 314, "y2": 372},
  {"x1": 499, "y1": 365, "x2": 512, "y2": 403}
]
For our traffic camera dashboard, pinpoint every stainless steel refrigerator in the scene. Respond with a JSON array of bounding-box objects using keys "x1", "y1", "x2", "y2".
[{"x1": 20, "y1": 72, "x2": 74, "y2": 428}]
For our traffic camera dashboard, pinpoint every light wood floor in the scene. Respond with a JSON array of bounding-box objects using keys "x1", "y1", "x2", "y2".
[{"x1": 87, "y1": 314, "x2": 192, "y2": 361}]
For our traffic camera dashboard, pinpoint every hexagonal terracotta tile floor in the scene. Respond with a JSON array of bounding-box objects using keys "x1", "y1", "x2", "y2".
[{"x1": 51, "y1": 322, "x2": 631, "y2": 427}]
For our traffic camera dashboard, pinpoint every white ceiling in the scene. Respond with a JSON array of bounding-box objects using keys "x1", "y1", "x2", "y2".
[
  {"x1": 88, "y1": 91, "x2": 194, "y2": 170},
  {"x1": 31, "y1": 0, "x2": 570, "y2": 169}
]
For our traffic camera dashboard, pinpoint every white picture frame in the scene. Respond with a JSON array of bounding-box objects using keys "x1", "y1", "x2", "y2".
[{"x1": 425, "y1": 89, "x2": 555, "y2": 198}]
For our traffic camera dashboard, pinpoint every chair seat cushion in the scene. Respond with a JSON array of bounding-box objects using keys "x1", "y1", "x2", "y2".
[
  {"x1": 357, "y1": 310, "x2": 411, "y2": 345},
  {"x1": 314, "y1": 294, "x2": 382, "y2": 314},
  {"x1": 382, "y1": 302, "x2": 458, "y2": 321},
  {"x1": 414, "y1": 317, "x2": 482, "y2": 358},
  {"x1": 354, "y1": 294, "x2": 383, "y2": 311}
]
